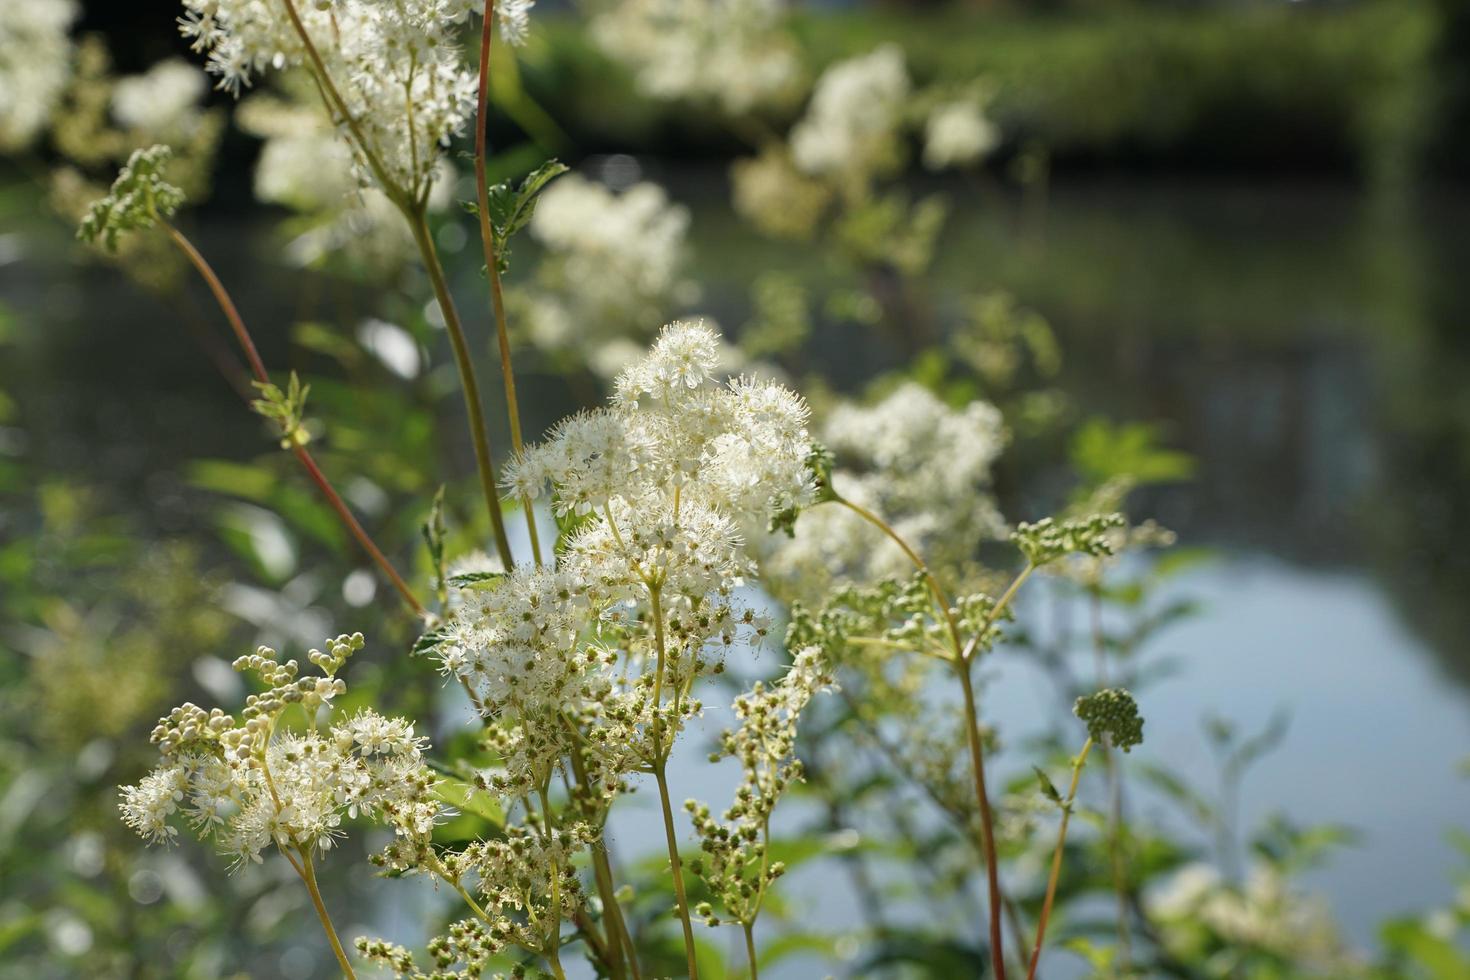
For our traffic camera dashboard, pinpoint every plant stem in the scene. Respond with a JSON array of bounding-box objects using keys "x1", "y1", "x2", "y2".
[
  {"x1": 296, "y1": 847, "x2": 357, "y2": 979},
  {"x1": 743, "y1": 921, "x2": 760, "y2": 980},
  {"x1": 1090, "y1": 587, "x2": 1133, "y2": 971},
  {"x1": 161, "y1": 222, "x2": 427, "y2": 619},
  {"x1": 1026, "y1": 737, "x2": 1094, "y2": 980},
  {"x1": 645, "y1": 586, "x2": 700, "y2": 979},
  {"x1": 563, "y1": 732, "x2": 635, "y2": 980},
  {"x1": 956, "y1": 662, "x2": 1008, "y2": 980},
  {"x1": 653, "y1": 758, "x2": 700, "y2": 980},
  {"x1": 835, "y1": 495, "x2": 962, "y2": 653},
  {"x1": 475, "y1": 2, "x2": 542, "y2": 566},
  {"x1": 833, "y1": 491, "x2": 1010, "y2": 978},
  {"x1": 405, "y1": 206, "x2": 515, "y2": 571}
]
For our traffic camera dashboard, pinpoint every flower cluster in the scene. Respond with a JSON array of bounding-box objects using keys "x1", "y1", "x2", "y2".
[
  {"x1": 1074, "y1": 688, "x2": 1144, "y2": 752},
  {"x1": 766, "y1": 382, "x2": 1008, "y2": 600},
  {"x1": 176, "y1": 0, "x2": 517, "y2": 198},
  {"x1": 429, "y1": 323, "x2": 813, "y2": 797},
  {"x1": 515, "y1": 173, "x2": 697, "y2": 375},
  {"x1": 110, "y1": 59, "x2": 209, "y2": 138},
  {"x1": 1013, "y1": 513, "x2": 1128, "y2": 568},
  {"x1": 76, "y1": 144, "x2": 185, "y2": 251},
  {"x1": 789, "y1": 45, "x2": 910, "y2": 183},
  {"x1": 0, "y1": 0, "x2": 77, "y2": 152},
  {"x1": 118, "y1": 633, "x2": 447, "y2": 869},
  {"x1": 236, "y1": 90, "x2": 454, "y2": 268},
  {"x1": 686, "y1": 648, "x2": 833, "y2": 928},
  {"x1": 922, "y1": 97, "x2": 999, "y2": 171},
  {"x1": 590, "y1": 0, "x2": 802, "y2": 115}
]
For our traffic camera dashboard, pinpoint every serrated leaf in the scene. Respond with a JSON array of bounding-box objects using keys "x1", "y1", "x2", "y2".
[
  {"x1": 484, "y1": 159, "x2": 568, "y2": 273},
  {"x1": 412, "y1": 626, "x2": 452, "y2": 657},
  {"x1": 1033, "y1": 765, "x2": 1062, "y2": 804},
  {"x1": 447, "y1": 570, "x2": 507, "y2": 588}
]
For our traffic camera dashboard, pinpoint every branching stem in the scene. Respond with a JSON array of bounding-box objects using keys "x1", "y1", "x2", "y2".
[
  {"x1": 160, "y1": 222, "x2": 426, "y2": 619},
  {"x1": 1026, "y1": 737, "x2": 1094, "y2": 980}
]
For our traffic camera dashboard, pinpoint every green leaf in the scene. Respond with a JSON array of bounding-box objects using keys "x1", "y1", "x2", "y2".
[
  {"x1": 1033, "y1": 765, "x2": 1063, "y2": 804},
  {"x1": 483, "y1": 159, "x2": 568, "y2": 273},
  {"x1": 447, "y1": 570, "x2": 507, "y2": 588},
  {"x1": 412, "y1": 626, "x2": 452, "y2": 657}
]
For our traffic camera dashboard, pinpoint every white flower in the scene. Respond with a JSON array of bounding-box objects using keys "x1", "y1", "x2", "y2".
[
  {"x1": 767, "y1": 383, "x2": 1007, "y2": 600},
  {"x1": 789, "y1": 45, "x2": 909, "y2": 179},
  {"x1": 519, "y1": 174, "x2": 695, "y2": 371},
  {"x1": 497, "y1": 0, "x2": 535, "y2": 46},
  {"x1": 922, "y1": 98, "x2": 999, "y2": 171},
  {"x1": 177, "y1": 0, "x2": 490, "y2": 196},
  {"x1": 0, "y1": 0, "x2": 78, "y2": 152},
  {"x1": 111, "y1": 59, "x2": 208, "y2": 136},
  {"x1": 591, "y1": 0, "x2": 801, "y2": 115}
]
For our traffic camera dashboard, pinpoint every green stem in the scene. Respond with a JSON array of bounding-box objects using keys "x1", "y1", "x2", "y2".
[
  {"x1": 653, "y1": 758, "x2": 700, "y2": 980},
  {"x1": 296, "y1": 847, "x2": 357, "y2": 979},
  {"x1": 956, "y1": 662, "x2": 1008, "y2": 980},
  {"x1": 646, "y1": 586, "x2": 700, "y2": 979},
  {"x1": 743, "y1": 920, "x2": 759, "y2": 980},
  {"x1": 1026, "y1": 737, "x2": 1094, "y2": 980},
  {"x1": 475, "y1": 2, "x2": 543, "y2": 567},
  {"x1": 834, "y1": 490, "x2": 1011, "y2": 978},
  {"x1": 405, "y1": 206, "x2": 515, "y2": 571}
]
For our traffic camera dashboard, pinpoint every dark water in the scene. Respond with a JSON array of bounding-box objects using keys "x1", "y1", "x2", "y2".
[{"x1": 6, "y1": 173, "x2": 1470, "y2": 968}]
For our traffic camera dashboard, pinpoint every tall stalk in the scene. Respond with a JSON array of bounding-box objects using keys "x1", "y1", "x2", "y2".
[
  {"x1": 277, "y1": 0, "x2": 516, "y2": 571},
  {"x1": 833, "y1": 491, "x2": 1013, "y2": 980},
  {"x1": 647, "y1": 585, "x2": 701, "y2": 979},
  {"x1": 297, "y1": 846, "x2": 358, "y2": 980},
  {"x1": 1026, "y1": 738, "x2": 1095, "y2": 980},
  {"x1": 475, "y1": 1, "x2": 543, "y2": 566},
  {"x1": 160, "y1": 221, "x2": 427, "y2": 619},
  {"x1": 405, "y1": 208, "x2": 515, "y2": 570}
]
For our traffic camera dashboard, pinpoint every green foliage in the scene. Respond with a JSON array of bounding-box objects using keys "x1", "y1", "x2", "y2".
[
  {"x1": 1014, "y1": 512, "x2": 1126, "y2": 566},
  {"x1": 471, "y1": 158, "x2": 569, "y2": 273},
  {"x1": 249, "y1": 371, "x2": 312, "y2": 449}
]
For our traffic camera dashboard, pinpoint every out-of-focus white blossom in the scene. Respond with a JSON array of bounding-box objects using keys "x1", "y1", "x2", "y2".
[
  {"x1": 0, "y1": 0, "x2": 78, "y2": 151},
  {"x1": 922, "y1": 98, "x2": 999, "y2": 171},
  {"x1": 237, "y1": 94, "x2": 453, "y2": 268},
  {"x1": 790, "y1": 45, "x2": 910, "y2": 181},
  {"x1": 1149, "y1": 862, "x2": 1365, "y2": 972},
  {"x1": 111, "y1": 60, "x2": 208, "y2": 137},
  {"x1": 768, "y1": 382, "x2": 1007, "y2": 600},
  {"x1": 591, "y1": 0, "x2": 801, "y2": 115},
  {"x1": 516, "y1": 173, "x2": 697, "y2": 371}
]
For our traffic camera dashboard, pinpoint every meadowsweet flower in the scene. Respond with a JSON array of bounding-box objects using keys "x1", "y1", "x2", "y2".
[
  {"x1": 118, "y1": 634, "x2": 448, "y2": 868},
  {"x1": 176, "y1": 0, "x2": 492, "y2": 196},
  {"x1": 790, "y1": 45, "x2": 910, "y2": 181},
  {"x1": 0, "y1": 0, "x2": 78, "y2": 152},
  {"x1": 77, "y1": 145, "x2": 186, "y2": 252},
  {"x1": 731, "y1": 146, "x2": 834, "y2": 241},
  {"x1": 591, "y1": 0, "x2": 801, "y2": 115},
  {"x1": 766, "y1": 382, "x2": 1007, "y2": 599},
  {"x1": 429, "y1": 323, "x2": 814, "y2": 795},
  {"x1": 922, "y1": 98, "x2": 999, "y2": 171},
  {"x1": 110, "y1": 59, "x2": 208, "y2": 136},
  {"x1": 516, "y1": 174, "x2": 696, "y2": 371},
  {"x1": 686, "y1": 648, "x2": 834, "y2": 928}
]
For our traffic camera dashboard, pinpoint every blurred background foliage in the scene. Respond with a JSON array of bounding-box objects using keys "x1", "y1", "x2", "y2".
[{"x1": 5, "y1": 0, "x2": 1470, "y2": 977}]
